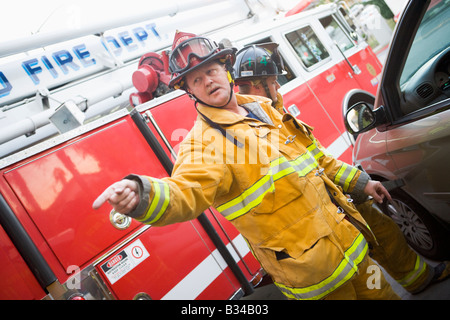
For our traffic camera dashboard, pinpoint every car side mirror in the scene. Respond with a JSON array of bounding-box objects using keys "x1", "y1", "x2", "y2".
[{"x1": 345, "y1": 102, "x2": 387, "y2": 134}]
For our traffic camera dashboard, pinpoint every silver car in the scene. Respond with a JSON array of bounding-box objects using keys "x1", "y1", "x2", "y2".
[{"x1": 343, "y1": 0, "x2": 450, "y2": 260}]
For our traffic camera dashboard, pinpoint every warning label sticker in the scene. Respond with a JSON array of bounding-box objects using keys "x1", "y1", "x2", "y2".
[{"x1": 100, "y1": 239, "x2": 150, "y2": 285}]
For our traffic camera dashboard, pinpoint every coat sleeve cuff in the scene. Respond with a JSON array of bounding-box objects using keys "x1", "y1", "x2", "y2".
[
  {"x1": 123, "y1": 174, "x2": 152, "y2": 220},
  {"x1": 350, "y1": 171, "x2": 370, "y2": 203}
]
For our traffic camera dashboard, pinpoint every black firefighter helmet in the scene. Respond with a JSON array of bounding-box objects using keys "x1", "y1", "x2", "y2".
[{"x1": 233, "y1": 42, "x2": 286, "y2": 84}]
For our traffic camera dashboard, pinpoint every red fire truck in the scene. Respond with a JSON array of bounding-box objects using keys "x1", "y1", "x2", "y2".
[{"x1": 0, "y1": 0, "x2": 383, "y2": 300}]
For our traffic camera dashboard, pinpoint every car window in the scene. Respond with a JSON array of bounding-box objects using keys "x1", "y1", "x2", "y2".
[
  {"x1": 285, "y1": 25, "x2": 330, "y2": 69},
  {"x1": 395, "y1": 0, "x2": 450, "y2": 116},
  {"x1": 319, "y1": 15, "x2": 355, "y2": 52},
  {"x1": 400, "y1": 1, "x2": 450, "y2": 87}
]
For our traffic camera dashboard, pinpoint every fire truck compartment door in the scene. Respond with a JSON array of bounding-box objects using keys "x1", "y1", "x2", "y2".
[
  {"x1": 3, "y1": 116, "x2": 169, "y2": 270},
  {"x1": 95, "y1": 223, "x2": 241, "y2": 300}
]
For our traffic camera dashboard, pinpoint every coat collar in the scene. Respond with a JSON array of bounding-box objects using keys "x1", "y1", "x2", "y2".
[{"x1": 196, "y1": 94, "x2": 274, "y2": 126}]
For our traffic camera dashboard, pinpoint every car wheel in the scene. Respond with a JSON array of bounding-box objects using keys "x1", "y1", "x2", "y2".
[{"x1": 381, "y1": 189, "x2": 450, "y2": 260}]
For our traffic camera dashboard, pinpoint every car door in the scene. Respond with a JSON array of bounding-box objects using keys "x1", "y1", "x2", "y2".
[
  {"x1": 378, "y1": 0, "x2": 450, "y2": 258},
  {"x1": 344, "y1": 0, "x2": 450, "y2": 260},
  {"x1": 381, "y1": 0, "x2": 450, "y2": 222}
]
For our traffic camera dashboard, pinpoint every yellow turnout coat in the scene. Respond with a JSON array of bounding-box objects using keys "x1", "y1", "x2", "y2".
[{"x1": 127, "y1": 94, "x2": 376, "y2": 299}]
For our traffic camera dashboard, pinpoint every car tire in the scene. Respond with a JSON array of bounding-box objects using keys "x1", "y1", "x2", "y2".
[{"x1": 381, "y1": 189, "x2": 450, "y2": 260}]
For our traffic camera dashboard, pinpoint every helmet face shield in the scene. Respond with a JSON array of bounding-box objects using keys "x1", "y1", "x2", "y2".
[
  {"x1": 169, "y1": 37, "x2": 219, "y2": 74},
  {"x1": 269, "y1": 46, "x2": 285, "y2": 75}
]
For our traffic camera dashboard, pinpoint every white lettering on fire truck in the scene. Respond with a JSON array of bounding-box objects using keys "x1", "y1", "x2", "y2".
[{"x1": 0, "y1": 22, "x2": 162, "y2": 104}]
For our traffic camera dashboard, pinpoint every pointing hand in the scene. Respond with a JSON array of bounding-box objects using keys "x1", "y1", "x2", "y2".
[{"x1": 92, "y1": 179, "x2": 139, "y2": 214}]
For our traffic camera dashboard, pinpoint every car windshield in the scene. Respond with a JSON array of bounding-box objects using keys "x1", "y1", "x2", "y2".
[{"x1": 400, "y1": 0, "x2": 450, "y2": 86}]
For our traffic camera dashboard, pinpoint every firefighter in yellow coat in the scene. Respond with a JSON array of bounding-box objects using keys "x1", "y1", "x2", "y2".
[
  {"x1": 232, "y1": 43, "x2": 450, "y2": 295},
  {"x1": 93, "y1": 31, "x2": 401, "y2": 299}
]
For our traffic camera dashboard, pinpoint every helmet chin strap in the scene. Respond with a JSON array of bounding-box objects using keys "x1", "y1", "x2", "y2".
[
  {"x1": 188, "y1": 71, "x2": 243, "y2": 148},
  {"x1": 261, "y1": 78, "x2": 276, "y2": 107},
  {"x1": 193, "y1": 83, "x2": 243, "y2": 148}
]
